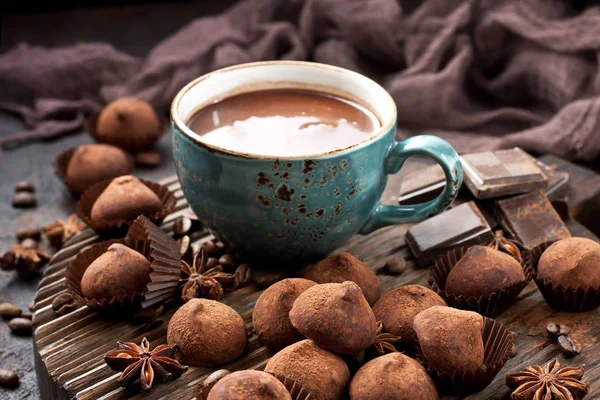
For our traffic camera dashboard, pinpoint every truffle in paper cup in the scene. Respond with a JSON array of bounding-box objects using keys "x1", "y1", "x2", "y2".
[
  {"x1": 429, "y1": 246, "x2": 531, "y2": 318},
  {"x1": 526, "y1": 241, "x2": 600, "y2": 312},
  {"x1": 76, "y1": 176, "x2": 176, "y2": 236},
  {"x1": 65, "y1": 216, "x2": 182, "y2": 310},
  {"x1": 54, "y1": 144, "x2": 134, "y2": 196},
  {"x1": 416, "y1": 317, "x2": 514, "y2": 395}
]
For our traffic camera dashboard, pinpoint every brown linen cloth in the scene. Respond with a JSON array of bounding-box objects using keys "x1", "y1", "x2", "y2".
[{"x1": 1, "y1": 0, "x2": 600, "y2": 161}]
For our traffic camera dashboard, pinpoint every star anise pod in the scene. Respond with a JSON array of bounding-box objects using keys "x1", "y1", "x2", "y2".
[
  {"x1": 179, "y1": 248, "x2": 238, "y2": 302},
  {"x1": 488, "y1": 230, "x2": 522, "y2": 262},
  {"x1": 42, "y1": 214, "x2": 86, "y2": 248},
  {"x1": 371, "y1": 321, "x2": 401, "y2": 355},
  {"x1": 506, "y1": 359, "x2": 590, "y2": 400},
  {"x1": 0, "y1": 244, "x2": 51, "y2": 279},
  {"x1": 104, "y1": 337, "x2": 188, "y2": 392}
]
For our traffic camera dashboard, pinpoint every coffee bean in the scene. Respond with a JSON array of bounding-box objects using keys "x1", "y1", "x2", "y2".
[
  {"x1": 206, "y1": 257, "x2": 220, "y2": 269},
  {"x1": 219, "y1": 253, "x2": 237, "y2": 268},
  {"x1": 0, "y1": 303, "x2": 22, "y2": 319},
  {"x1": 384, "y1": 257, "x2": 407, "y2": 276},
  {"x1": 16, "y1": 227, "x2": 41, "y2": 242},
  {"x1": 12, "y1": 192, "x2": 37, "y2": 208},
  {"x1": 173, "y1": 216, "x2": 192, "y2": 237},
  {"x1": 253, "y1": 268, "x2": 287, "y2": 288},
  {"x1": 9, "y1": 317, "x2": 32, "y2": 335},
  {"x1": 546, "y1": 322, "x2": 560, "y2": 340},
  {"x1": 135, "y1": 151, "x2": 162, "y2": 168},
  {"x1": 20, "y1": 238, "x2": 39, "y2": 250},
  {"x1": 197, "y1": 369, "x2": 231, "y2": 400},
  {"x1": 559, "y1": 324, "x2": 571, "y2": 337},
  {"x1": 235, "y1": 264, "x2": 252, "y2": 287},
  {"x1": 15, "y1": 180, "x2": 35, "y2": 193},
  {"x1": 178, "y1": 235, "x2": 194, "y2": 262},
  {"x1": 52, "y1": 293, "x2": 77, "y2": 316},
  {"x1": 558, "y1": 335, "x2": 581, "y2": 357},
  {"x1": 510, "y1": 343, "x2": 518, "y2": 358},
  {"x1": 0, "y1": 368, "x2": 19, "y2": 389},
  {"x1": 21, "y1": 312, "x2": 33, "y2": 320}
]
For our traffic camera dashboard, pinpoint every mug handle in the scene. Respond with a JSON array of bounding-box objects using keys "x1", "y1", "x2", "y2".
[{"x1": 359, "y1": 135, "x2": 463, "y2": 234}]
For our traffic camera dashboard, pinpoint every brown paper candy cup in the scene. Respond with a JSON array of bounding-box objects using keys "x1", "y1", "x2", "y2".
[
  {"x1": 54, "y1": 146, "x2": 135, "y2": 197},
  {"x1": 429, "y1": 247, "x2": 531, "y2": 318},
  {"x1": 76, "y1": 177, "x2": 176, "y2": 236},
  {"x1": 85, "y1": 113, "x2": 167, "y2": 153},
  {"x1": 525, "y1": 241, "x2": 600, "y2": 312},
  {"x1": 271, "y1": 374, "x2": 315, "y2": 400},
  {"x1": 65, "y1": 216, "x2": 182, "y2": 310},
  {"x1": 416, "y1": 317, "x2": 514, "y2": 395}
]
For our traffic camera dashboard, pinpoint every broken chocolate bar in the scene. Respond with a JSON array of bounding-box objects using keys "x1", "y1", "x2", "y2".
[{"x1": 405, "y1": 201, "x2": 494, "y2": 267}]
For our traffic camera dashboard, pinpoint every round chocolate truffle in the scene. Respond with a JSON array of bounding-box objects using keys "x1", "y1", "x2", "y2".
[
  {"x1": 349, "y1": 352, "x2": 438, "y2": 400},
  {"x1": 253, "y1": 278, "x2": 317, "y2": 351},
  {"x1": 304, "y1": 252, "x2": 380, "y2": 306},
  {"x1": 289, "y1": 281, "x2": 377, "y2": 355},
  {"x1": 445, "y1": 246, "x2": 525, "y2": 298},
  {"x1": 265, "y1": 339, "x2": 350, "y2": 400},
  {"x1": 80, "y1": 243, "x2": 151, "y2": 299},
  {"x1": 207, "y1": 370, "x2": 291, "y2": 400},
  {"x1": 372, "y1": 285, "x2": 447, "y2": 346},
  {"x1": 95, "y1": 97, "x2": 162, "y2": 152},
  {"x1": 167, "y1": 298, "x2": 247, "y2": 366},
  {"x1": 538, "y1": 237, "x2": 600, "y2": 288},
  {"x1": 90, "y1": 175, "x2": 163, "y2": 223},
  {"x1": 65, "y1": 144, "x2": 133, "y2": 195},
  {"x1": 413, "y1": 306, "x2": 484, "y2": 374}
]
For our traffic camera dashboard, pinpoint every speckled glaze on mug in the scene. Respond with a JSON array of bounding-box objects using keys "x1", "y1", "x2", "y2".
[{"x1": 172, "y1": 61, "x2": 462, "y2": 261}]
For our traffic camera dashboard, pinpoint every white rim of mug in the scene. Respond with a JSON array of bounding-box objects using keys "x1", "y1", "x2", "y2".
[{"x1": 171, "y1": 60, "x2": 397, "y2": 160}]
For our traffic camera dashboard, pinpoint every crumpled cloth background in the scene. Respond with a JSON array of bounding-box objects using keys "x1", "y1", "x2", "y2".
[{"x1": 1, "y1": 0, "x2": 599, "y2": 161}]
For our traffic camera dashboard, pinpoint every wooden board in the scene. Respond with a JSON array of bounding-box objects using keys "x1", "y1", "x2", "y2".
[{"x1": 32, "y1": 172, "x2": 600, "y2": 400}]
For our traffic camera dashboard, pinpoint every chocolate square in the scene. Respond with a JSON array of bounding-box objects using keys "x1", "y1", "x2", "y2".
[
  {"x1": 406, "y1": 202, "x2": 494, "y2": 267},
  {"x1": 495, "y1": 190, "x2": 571, "y2": 250}
]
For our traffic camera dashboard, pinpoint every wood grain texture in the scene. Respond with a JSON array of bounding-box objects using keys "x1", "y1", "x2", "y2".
[{"x1": 32, "y1": 173, "x2": 600, "y2": 400}]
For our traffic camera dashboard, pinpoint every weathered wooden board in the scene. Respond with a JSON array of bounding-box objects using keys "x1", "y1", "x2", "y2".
[{"x1": 33, "y1": 170, "x2": 600, "y2": 400}]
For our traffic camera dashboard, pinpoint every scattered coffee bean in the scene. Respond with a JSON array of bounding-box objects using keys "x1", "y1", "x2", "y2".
[
  {"x1": 21, "y1": 312, "x2": 33, "y2": 320},
  {"x1": 20, "y1": 238, "x2": 39, "y2": 250},
  {"x1": 215, "y1": 241, "x2": 226, "y2": 254},
  {"x1": 52, "y1": 292, "x2": 77, "y2": 316},
  {"x1": 235, "y1": 264, "x2": 252, "y2": 287},
  {"x1": 9, "y1": 317, "x2": 33, "y2": 335},
  {"x1": 12, "y1": 191, "x2": 37, "y2": 208},
  {"x1": 178, "y1": 235, "x2": 194, "y2": 261},
  {"x1": 252, "y1": 268, "x2": 287, "y2": 288},
  {"x1": 16, "y1": 227, "x2": 41, "y2": 242},
  {"x1": 173, "y1": 216, "x2": 192, "y2": 237},
  {"x1": 0, "y1": 303, "x2": 22, "y2": 319},
  {"x1": 384, "y1": 257, "x2": 407, "y2": 276},
  {"x1": 219, "y1": 253, "x2": 237, "y2": 268},
  {"x1": 15, "y1": 180, "x2": 35, "y2": 193},
  {"x1": 546, "y1": 322, "x2": 560, "y2": 340},
  {"x1": 558, "y1": 335, "x2": 581, "y2": 357},
  {"x1": 203, "y1": 241, "x2": 217, "y2": 255},
  {"x1": 510, "y1": 343, "x2": 518, "y2": 358},
  {"x1": 134, "y1": 151, "x2": 162, "y2": 168},
  {"x1": 206, "y1": 257, "x2": 220, "y2": 269},
  {"x1": 197, "y1": 369, "x2": 231, "y2": 400},
  {"x1": 0, "y1": 368, "x2": 19, "y2": 389},
  {"x1": 559, "y1": 324, "x2": 571, "y2": 337}
]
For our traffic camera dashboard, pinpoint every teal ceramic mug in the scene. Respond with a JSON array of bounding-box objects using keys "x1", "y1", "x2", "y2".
[{"x1": 171, "y1": 61, "x2": 462, "y2": 261}]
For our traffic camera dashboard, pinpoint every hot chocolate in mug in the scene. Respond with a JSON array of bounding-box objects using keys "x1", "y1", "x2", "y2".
[{"x1": 171, "y1": 61, "x2": 462, "y2": 261}]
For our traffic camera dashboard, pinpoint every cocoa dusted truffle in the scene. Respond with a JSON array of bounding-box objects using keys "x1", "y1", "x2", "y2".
[
  {"x1": 207, "y1": 370, "x2": 291, "y2": 400},
  {"x1": 90, "y1": 175, "x2": 163, "y2": 223},
  {"x1": 265, "y1": 339, "x2": 350, "y2": 400},
  {"x1": 95, "y1": 97, "x2": 162, "y2": 152},
  {"x1": 80, "y1": 243, "x2": 152, "y2": 299},
  {"x1": 413, "y1": 306, "x2": 484, "y2": 374},
  {"x1": 65, "y1": 144, "x2": 133, "y2": 195},
  {"x1": 372, "y1": 285, "x2": 447, "y2": 346},
  {"x1": 538, "y1": 237, "x2": 600, "y2": 288},
  {"x1": 289, "y1": 281, "x2": 377, "y2": 355},
  {"x1": 167, "y1": 298, "x2": 247, "y2": 366},
  {"x1": 304, "y1": 252, "x2": 380, "y2": 306},
  {"x1": 253, "y1": 278, "x2": 316, "y2": 351},
  {"x1": 445, "y1": 246, "x2": 525, "y2": 298},
  {"x1": 349, "y1": 352, "x2": 438, "y2": 400}
]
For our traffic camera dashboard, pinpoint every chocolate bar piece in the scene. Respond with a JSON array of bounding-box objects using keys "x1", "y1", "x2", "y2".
[
  {"x1": 406, "y1": 201, "x2": 494, "y2": 267},
  {"x1": 461, "y1": 148, "x2": 548, "y2": 199},
  {"x1": 495, "y1": 190, "x2": 571, "y2": 250},
  {"x1": 535, "y1": 159, "x2": 570, "y2": 202}
]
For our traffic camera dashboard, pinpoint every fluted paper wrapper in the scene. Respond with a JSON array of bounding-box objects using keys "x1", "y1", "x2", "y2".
[
  {"x1": 86, "y1": 113, "x2": 167, "y2": 153},
  {"x1": 429, "y1": 247, "x2": 531, "y2": 318},
  {"x1": 526, "y1": 241, "x2": 600, "y2": 312},
  {"x1": 54, "y1": 146, "x2": 134, "y2": 196},
  {"x1": 76, "y1": 177, "x2": 176, "y2": 236},
  {"x1": 416, "y1": 317, "x2": 514, "y2": 394},
  {"x1": 65, "y1": 216, "x2": 181, "y2": 310},
  {"x1": 271, "y1": 374, "x2": 315, "y2": 400}
]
